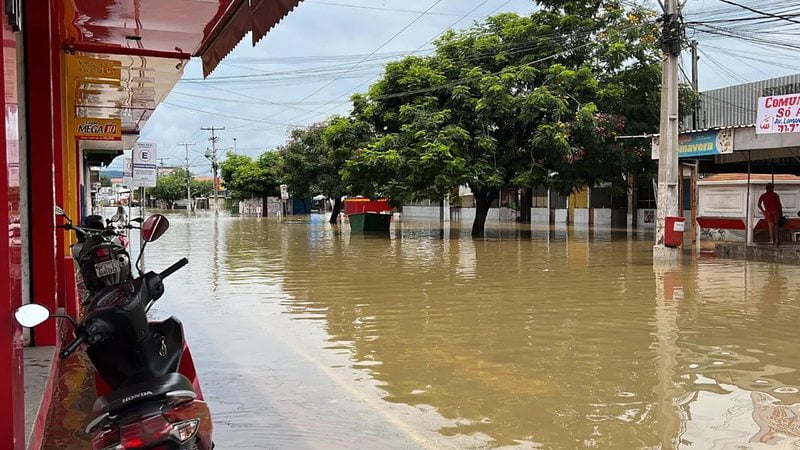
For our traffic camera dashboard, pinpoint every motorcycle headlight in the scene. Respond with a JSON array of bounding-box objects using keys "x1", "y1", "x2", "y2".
[{"x1": 169, "y1": 419, "x2": 200, "y2": 443}]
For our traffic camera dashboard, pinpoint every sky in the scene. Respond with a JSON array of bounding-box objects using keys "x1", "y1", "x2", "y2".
[{"x1": 124, "y1": 0, "x2": 800, "y2": 174}]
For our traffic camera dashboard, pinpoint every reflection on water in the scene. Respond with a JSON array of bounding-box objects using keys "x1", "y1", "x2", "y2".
[{"x1": 142, "y1": 212, "x2": 800, "y2": 449}]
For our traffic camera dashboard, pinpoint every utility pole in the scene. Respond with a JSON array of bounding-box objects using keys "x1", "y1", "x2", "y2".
[
  {"x1": 156, "y1": 158, "x2": 167, "y2": 181},
  {"x1": 179, "y1": 143, "x2": 195, "y2": 212},
  {"x1": 201, "y1": 126, "x2": 224, "y2": 214},
  {"x1": 232, "y1": 137, "x2": 237, "y2": 154},
  {"x1": 204, "y1": 147, "x2": 220, "y2": 214},
  {"x1": 654, "y1": 0, "x2": 683, "y2": 262},
  {"x1": 690, "y1": 40, "x2": 700, "y2": 130}
]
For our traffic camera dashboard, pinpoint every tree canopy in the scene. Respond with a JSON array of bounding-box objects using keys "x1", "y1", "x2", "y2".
[
  {"x1": 343, "y1": 2, "x2": 661, "y2": 235},
  {"x1": 280, "y1": 116, "x2": 373, "y2": 222},
  {"x1": 203, "y1": 3, "x2": 672, "y2": 237},
  {"x1": 220, "y1": 152, "x2": 282, "y2": 200},
  {"x1": 150, "y1": 169, "x2": 191, "y2": 207}
]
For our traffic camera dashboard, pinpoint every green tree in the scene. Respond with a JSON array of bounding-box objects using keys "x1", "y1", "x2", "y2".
[
  {"x1": 220, "y1": 152, "x2": 282, "y2": 201},
  {"x1": 191, "y1": 179, "x2": 214, "y2": 198},
  {"x1": 150, "y1": 169, "x2": 192, "y2": 208},
  {"x1": 99, "y1": 175, "x2": 112, "y2": 187},
  {"x1": 280, "y1": 117, "x2": 373, "y2": 223},
  {"x1": 344, "y1": 3, "x2": 661, "y2": 236}
]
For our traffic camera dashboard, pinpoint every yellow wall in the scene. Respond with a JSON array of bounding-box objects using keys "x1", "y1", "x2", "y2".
[
  {"x1": 62, "y1": 54, "x2": 78, "y2": 250},
  {"x1": 569, "y1": 188, "x2": 589, "y2": 209}
]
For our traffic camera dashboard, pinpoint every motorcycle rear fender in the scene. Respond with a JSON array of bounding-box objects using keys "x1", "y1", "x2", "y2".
[{"x1": 90, "y1": 399, "x2": 213, "y2": 450}]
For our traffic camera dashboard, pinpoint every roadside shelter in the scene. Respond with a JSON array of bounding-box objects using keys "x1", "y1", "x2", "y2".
[{"x1": 652, "y1": 124, "x2": 800, "y2": 248}]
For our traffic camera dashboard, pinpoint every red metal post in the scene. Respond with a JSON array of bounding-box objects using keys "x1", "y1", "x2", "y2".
[
  {"x1": 25, "y1": 0, "x2": 59, "y2": 345},
  {"x1": 0, "y1": 17, "x2": 25, "y2": 450}
]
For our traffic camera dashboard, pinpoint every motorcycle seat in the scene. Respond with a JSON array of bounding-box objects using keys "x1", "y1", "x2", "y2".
[{"x1": 91, "y1": 372, "x2": 195, "y2": 418}]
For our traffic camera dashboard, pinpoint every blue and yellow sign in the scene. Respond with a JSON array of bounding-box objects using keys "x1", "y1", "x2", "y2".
[
  {"x1": 679, "y1": 130, "x2": 725, "y2": 157},
  {"x1": 652, "y1": 128, "x2": 734, "y2": 159}
]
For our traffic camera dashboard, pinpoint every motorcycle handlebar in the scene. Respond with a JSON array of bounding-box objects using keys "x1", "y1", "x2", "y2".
[
  {"x1": 59, "y1": 335, "x2": 86, "y2": 359},
  {"x1": 159, "y1": 258, "x2": 188, "y2": 279}
]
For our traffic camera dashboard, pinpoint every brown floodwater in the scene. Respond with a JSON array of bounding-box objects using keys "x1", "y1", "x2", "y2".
[{"x1": 140, "y1": 212, "x2": 800, "y2": 449}]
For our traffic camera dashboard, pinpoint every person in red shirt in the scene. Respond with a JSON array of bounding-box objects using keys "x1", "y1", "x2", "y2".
[{"x1": 758, "y1": 183, "x2": 783, "y2": 245}]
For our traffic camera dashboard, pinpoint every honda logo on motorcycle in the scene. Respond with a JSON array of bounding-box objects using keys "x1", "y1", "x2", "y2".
[{"x1": 121, "y1": 391, "x2": 153, "y2": 404}]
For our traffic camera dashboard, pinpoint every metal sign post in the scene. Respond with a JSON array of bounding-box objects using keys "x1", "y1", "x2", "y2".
[{"x1": 133, "y1": 142, "x2": 157, "y2": 270}]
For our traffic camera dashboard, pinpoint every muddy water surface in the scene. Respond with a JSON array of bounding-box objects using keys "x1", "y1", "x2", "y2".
[{"x1": 143, "y1": 213, "x2": 800, "y2": 449}]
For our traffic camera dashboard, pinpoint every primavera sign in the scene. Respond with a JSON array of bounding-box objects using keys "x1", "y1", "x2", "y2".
[
  {"x1": 74, "y1": 117, "x2": 122, "y2": 141},
  {"x1": 757, "y1": 93, "x2": 800, "y2": 134},
  {"x1": 651, "y1": 129, "x2": 733, "y2": 159}
]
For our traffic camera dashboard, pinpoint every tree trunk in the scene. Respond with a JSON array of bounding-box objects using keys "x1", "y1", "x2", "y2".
[
  {"x1": 330, "y1": 196, "x2": 343, "y2": 224},
  {"x1": 471, "y1": 188, "x2": 497, "y2": 237},
  {"x1": 520, "y1": 188, "x2": 532, "y2": 223}
]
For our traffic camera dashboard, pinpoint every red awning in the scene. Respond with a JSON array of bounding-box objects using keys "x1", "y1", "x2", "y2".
[
  {"x1": 198, "y1": 0, "x2": 302, "y2": 77},
  {"x1": 250, "y1": 0, "x2": 302, "y2": 46}
]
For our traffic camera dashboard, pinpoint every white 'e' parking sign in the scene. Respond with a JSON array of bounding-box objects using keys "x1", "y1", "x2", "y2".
[{"x1": 133, "y1": 142, "x2": 157, "y2": 187}]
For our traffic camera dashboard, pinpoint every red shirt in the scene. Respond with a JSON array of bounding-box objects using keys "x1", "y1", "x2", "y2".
[{"x1": 759, "y1": 191, "x2": 781, "y2": 213}]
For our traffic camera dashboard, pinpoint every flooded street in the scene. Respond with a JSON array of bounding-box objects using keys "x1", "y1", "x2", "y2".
[{"x1": 142, "y1": 212, "x2": 800, "y2": 449}]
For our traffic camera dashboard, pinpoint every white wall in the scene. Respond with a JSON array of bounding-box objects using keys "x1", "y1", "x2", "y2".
[
  {"x1": 450, "y1": 207, "x2": 501, "y2": 222},
  {"x1": 531, "y1": 207, "x2": 549, "y2": 224},
  {"x1": 403, "y1": 206, "x2": 442, "y2": 219},
  {"x1": 573, "y1": 208, "x2": 589, "y2": 225},
  {"x1": 404, "y1": 206, "x2": 506, "y2": 222},
  {"x1": 554, "y1": 209, "x2": 568, "y2": 223},
  {"x1": 697, "y1": 187, "x2": 746, "y2": 217},
  {"x1": 593, "y1": 208, "x2": 612, "y2": 226}
]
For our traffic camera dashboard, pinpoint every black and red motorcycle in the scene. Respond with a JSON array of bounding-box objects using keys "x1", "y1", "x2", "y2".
[
  {"x1": 15, "y1": 214, "x2": 213, "y2": 449},
  {"x1": 56, "y1": 206, "x2": 136, "y2": 301}
]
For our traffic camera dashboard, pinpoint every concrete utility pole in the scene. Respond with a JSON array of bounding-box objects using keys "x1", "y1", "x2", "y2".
[
  {"x1": 654, "y1": 0, "x2": 683, "y2": 262},
  {"x1": 690, "y1": 40, "x2": 700, "y2": 130},
  {"x1": 179, "y1": 143, "x2": 195, "y2": 212},
  {"x1": 201, "y1": 126, "x2": 225, "y2": 214},
  {"x1": 156, "y1": 158, "x2": 166, "y2": 181}
]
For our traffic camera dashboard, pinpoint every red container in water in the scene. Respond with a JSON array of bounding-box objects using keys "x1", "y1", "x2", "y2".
[
  {"x1": 664, "y1": 216, "x2": 685, "y2": 248},
  {"x1": 343, "y1": 198, "x2": 391, "y2": 215}
]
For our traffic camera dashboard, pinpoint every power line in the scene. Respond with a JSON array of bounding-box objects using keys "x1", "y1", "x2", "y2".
[
  {"x1": 239, "y1": 17, "x2": 642, "y2": 134},
  {"x1": 178, "y1": 143, "x2": 195, "y2": 211},
  {"x1": 252, "y1": 0, "x2": 449, "y2": 125},
  {"x1": 161, "y1": 101, "x2": 305, "y2": 128},
  {"x1": 248, "y1": 0, "x2": 514, "y2": 130},
  {"x1": 305, "y1": 0, "x2": 485, "y2": 18},
  {"x1": 714, "y1": 0, "x2": 800, "y2": 25}
]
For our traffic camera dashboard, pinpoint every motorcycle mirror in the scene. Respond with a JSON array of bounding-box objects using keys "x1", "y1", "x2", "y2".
[
  {"x1": 131, "y1": 217, "x2": 144, "y2": 224},
  {"x1": 141, "y1": 214, "x2": 169, "y2": 242},
  {"x1": 14, "y1": 304, "x2": 50, "y2": 328},
  {"x1": 110, "y1": 213, "x2": 121, "y2": 222},
  {"x1": 54, "y1": 206, "x2": 66, "y2": 217}
]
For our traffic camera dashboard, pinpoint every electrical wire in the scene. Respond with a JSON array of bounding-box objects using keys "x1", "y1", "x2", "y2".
[
  {"x1": 253, "y1": 0, "x2": 449, "y2": 125},
  {"x1": 304, "y1": 0, "x2": 486, "y2": 18},
  {"x1": 714, "y1": 0, "x2": 800, "y2": 25}
]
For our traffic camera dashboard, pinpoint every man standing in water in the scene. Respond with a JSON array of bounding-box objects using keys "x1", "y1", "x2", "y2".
[{"x1": 758, "y1": 183, "x2": 783, "y2": 245}]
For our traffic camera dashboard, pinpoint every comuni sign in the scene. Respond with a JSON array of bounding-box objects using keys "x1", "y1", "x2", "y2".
[{"x1": 757, "y1": 93, "x2": 800, "y2": 134}]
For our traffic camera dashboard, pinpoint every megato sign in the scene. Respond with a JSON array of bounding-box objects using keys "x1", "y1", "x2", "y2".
[{"x1": 756, "y1": 93, "x2": 800, "y2": 134}]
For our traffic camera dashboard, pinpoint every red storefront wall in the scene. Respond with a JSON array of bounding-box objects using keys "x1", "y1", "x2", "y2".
[
  {"x1": 0, "y1": 0, "x2": 66, "y2": 447},
  {"x1": 0, "y1": 13, "x2": 24, "y2": 450}
]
